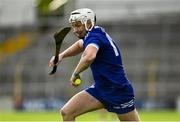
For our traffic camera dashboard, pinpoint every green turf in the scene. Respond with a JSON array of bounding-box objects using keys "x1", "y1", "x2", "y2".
[{"x1": 0, "y1": 110, "x2": 180, "y2": 121}]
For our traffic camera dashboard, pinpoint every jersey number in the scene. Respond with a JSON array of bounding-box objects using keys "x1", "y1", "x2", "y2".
[{"x1": 106, "y1": 33, "x2": 119, "y2": 56}]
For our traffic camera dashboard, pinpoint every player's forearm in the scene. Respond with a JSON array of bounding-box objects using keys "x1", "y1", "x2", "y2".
[
  {"x1": 60, "y1": 41, "x2": 83, "y2": 58},
  {"x1": 73, "y1": 45, "x2": 98, "y2": 75},
  {"x1": 73, "y1": 55, "x2": 94, "y2": 75}
]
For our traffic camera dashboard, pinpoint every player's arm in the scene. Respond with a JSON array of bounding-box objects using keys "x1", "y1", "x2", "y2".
[
  {"x1": 70, "y1": 44, "x2": 98, "y2": 82},
  {"x1": 49, "y1": 40, "x2": 84, "y2": 67},
  {"x1": 60, "y1": 39, "x2": 84, "y2": 58}
]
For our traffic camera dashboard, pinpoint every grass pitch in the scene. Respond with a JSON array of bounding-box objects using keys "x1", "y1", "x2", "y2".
[{"x1": 0, "y1": 109, "x2": 180, "y2": 121}]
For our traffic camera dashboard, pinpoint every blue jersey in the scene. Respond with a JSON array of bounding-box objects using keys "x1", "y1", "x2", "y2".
[
  {"x1": 84, "y1": 26, "x2": 135, "y2": 114},
  {"x1": 83, "y1": 26, "x2": 130, "y2": 88}
]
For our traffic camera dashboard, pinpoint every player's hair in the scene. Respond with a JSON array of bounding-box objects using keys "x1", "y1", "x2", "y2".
[{"x1": 69, "y1": 8, "x2": 96, "y2": 31}]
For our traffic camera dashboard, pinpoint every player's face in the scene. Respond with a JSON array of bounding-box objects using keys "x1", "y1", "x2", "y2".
[{"x1": 71, "y1": 21, "x2": 87, "y2": 39}]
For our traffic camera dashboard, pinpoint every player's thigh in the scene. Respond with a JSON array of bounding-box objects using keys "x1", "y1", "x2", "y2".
[
  {"x1": 61, "y1": 90, "x2": 104, "y2": 117},
  {"x1": 117, "y1": 109, "x2": 140, "y2": 121}
]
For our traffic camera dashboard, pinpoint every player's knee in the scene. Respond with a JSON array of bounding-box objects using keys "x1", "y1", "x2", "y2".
[
  {"x1": 60, "y1": 108, "x2": 74, "y2": 119},
  {"x1": 60, "y1": 108, "x2": 66, "y2": 117}
]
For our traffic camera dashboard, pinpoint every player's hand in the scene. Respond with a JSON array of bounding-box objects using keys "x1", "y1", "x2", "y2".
[
  {"x1": 49, "y1": 54, "x2": 63, "y2": 67},
  {"x1": 70, "y1": 73, "x2": 81, "y2": 87}
]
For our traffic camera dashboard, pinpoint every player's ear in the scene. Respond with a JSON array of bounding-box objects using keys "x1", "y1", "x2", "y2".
[{"x1": 86, "y1": 19, "x2": 92, "y2": 30}]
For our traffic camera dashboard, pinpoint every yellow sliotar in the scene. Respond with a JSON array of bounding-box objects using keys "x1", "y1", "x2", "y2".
[{"x1": 74, "y1": 78, "x2": 81, "y2": 85}]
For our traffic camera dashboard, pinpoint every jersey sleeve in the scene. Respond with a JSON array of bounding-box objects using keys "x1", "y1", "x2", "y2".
[
  {"x1": 87, "y1": 43, "x2": 99, "y2": 50},
  {"x1": 83, "y1": 36, "x2": 101, "y2": 50}
]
